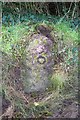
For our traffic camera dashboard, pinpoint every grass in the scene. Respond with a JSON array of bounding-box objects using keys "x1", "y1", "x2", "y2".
[
  {"x1": 1, "y1": 21, "x2": 78, "y2": 55},
  {"x1": 1, "y1": 17, "x2": 78, "y2": 92},
  {"x1": 1, "y1": 24, "x2": 29, "y2": 54},
  {"x1": 50, "y1": 71, "x2": 66, "y2": 90},
  {"x1": 1, "y1": 14, "x2": 79, "y2": 118},
  {"x1": 54, "y1": 22, "x2": 78, "y2": 43}
]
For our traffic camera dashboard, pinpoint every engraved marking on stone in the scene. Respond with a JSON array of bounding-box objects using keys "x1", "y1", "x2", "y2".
[{"x1": 37, "y1": 56, "x2": 46, "y2": 64}]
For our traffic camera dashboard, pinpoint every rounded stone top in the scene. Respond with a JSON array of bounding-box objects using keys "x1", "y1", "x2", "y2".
[
  {"x1": 27, "y1": 33, "x2": 53, "y2": 52},
  {"x1": 26, "y1": 33, "x2": 53, "y2": 69}
]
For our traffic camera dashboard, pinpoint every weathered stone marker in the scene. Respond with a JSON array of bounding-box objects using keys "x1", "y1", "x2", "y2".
[{"x1": 23, "y1": 26, "x2": 54, "y2": 93}]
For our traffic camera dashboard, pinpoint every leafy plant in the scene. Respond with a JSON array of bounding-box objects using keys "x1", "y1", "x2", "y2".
[{"x1": 49, "y1": 70, "x2": 66, "y2": 91}]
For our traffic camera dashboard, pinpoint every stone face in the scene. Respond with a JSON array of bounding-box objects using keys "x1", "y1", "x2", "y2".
[{"x1": 24, "y1": 33, "x2": 53, "y2": 93}]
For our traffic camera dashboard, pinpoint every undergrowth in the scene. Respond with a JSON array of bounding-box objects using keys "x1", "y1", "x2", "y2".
[{"x1": 1, "y1": 13, "x2": 79, "y2": 118}]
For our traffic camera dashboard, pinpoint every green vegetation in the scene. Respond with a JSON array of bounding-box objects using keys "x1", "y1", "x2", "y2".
[
  {"x1": 1, "y1": 2, "x2": 79, "y2": 118},
  {"x1": 1, "y1": 19, "x2": 78, "y2": 54},
  {"x1": 55, "y1": 22, "x2": 78, "y2": 43}
]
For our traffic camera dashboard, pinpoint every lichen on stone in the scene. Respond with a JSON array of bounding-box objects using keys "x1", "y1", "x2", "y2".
[{"x1": 24, "y1": 28, "x2": 54, "y2": 93}]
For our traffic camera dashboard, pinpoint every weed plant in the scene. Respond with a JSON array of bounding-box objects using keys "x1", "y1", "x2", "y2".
[{"x1": 1, "y1": 11, "x2": 79, "y2": 118}]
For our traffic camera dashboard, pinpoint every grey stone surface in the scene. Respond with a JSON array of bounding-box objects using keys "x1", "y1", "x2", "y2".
[{"x1": 23, "y1": 33, "x2": 54, "y2": 93}]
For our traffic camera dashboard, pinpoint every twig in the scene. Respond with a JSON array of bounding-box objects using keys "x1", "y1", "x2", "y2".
[
  {"x1": 72, "y1": 2, "x2": 77, "y2": 19},
  {"x1": 0, "y1": 105, "x2": 14, "y2": 119},
  {"x1": 57, "y1": 2, "x2": 73, "y2": 24},
  {"x1": 38, "y1": 91, "x2": 59, "y2": 105},
  {"x1": 7, "y1": 86, "x2": 29, "y2": 104}
]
